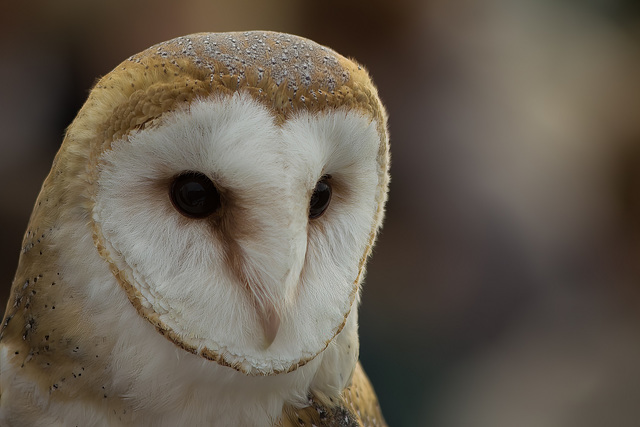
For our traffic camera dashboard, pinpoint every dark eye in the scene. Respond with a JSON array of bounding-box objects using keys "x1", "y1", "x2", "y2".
[
  {"x1": 170, "y1": 172, "x2": 221, "y2": 218},
  {"x1": 309, "y1": 176, "x2": 332, "y2": 219}
]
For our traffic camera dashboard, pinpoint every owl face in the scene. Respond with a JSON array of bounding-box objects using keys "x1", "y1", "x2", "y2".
[
  {"x1": 21, "y1": 32, "x2": 389, "y2": 378},
  {"x1": 94, "y1": 93, "x2": 383, "y2": 375}
]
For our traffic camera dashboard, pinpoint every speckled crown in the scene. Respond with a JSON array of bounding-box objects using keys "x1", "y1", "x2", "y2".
[{"x1": 86, "y1": 31, "x2": 387, "y2": 146}]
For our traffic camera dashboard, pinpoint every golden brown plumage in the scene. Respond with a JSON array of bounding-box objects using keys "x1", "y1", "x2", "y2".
[{"x1": 281, "y1": 362, "x2": 387, "y2": 427}]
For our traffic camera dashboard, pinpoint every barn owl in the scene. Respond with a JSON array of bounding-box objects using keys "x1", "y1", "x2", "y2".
[{"x1": 0, "y1": 31, "x2": 389, "y2": 426}]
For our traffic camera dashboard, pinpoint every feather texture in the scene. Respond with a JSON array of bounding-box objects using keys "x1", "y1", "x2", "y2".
[{"x1": 0, "y1": 31, "x2": 389, "y2": 426}]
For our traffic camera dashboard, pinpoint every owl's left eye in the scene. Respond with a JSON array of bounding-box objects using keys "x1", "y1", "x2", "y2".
[{"x1": 170, "y1": 172, "x2": 221, "y2": 218}]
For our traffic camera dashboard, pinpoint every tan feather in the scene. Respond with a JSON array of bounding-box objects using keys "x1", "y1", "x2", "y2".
[{"x1": 281, "y1": 362, "x2": 387, "y2": 427}]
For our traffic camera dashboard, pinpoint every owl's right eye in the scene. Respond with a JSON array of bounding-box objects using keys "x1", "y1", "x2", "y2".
[
  {"x1": 170, "y1": 172, "x2": 221, "y2": 218},
  {"x1": 309, "y1": 176, "x2": 332, "y2": 219}
]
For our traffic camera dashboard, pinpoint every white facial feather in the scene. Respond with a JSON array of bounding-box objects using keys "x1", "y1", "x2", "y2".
[{"x1": 94, "y1": 92, "x2": 381, "y2": 375}]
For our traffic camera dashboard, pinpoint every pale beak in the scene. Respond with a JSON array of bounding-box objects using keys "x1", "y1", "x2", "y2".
[{"x1": 258, "y1": 302, "x2": 281, "y2": 349}]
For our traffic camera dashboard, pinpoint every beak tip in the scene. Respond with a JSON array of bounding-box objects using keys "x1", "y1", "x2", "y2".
[{"x1": 259, "y1": 305, "x2": 281, "y2": 349}]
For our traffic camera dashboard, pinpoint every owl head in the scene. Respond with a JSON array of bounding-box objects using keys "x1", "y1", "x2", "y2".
[{"x1": 6, "y1": 31, "x2": 389, "y2": 378}]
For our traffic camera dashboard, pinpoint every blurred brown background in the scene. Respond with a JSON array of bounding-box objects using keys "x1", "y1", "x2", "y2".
[{"x1": 3, "y1": 1, "x2": 640, "y2": 426}]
